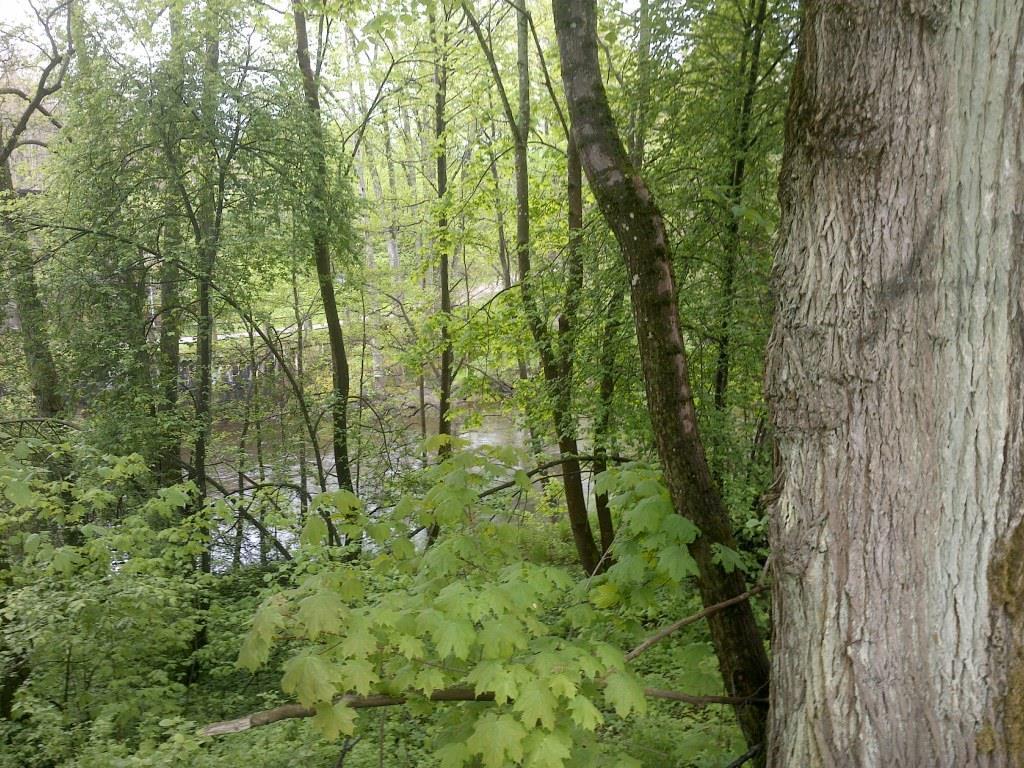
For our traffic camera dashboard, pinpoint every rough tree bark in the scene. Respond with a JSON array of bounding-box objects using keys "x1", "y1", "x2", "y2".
[
  {"x1": 765, "y1": 2, "x2": 1024, "y2": 765},
  {"x1": 553, "y1": 0, "x2": 770, "y2": 750}
]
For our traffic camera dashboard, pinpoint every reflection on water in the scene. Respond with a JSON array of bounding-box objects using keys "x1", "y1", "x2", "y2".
[{"x1": 209, "y1": 411, "x2": 540, "y2": 567}]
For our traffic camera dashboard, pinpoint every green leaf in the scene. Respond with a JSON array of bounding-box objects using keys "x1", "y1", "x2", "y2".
[
  {"x1": 513, "y1": 680, "x2": 558, "y2": 730},
  {"x1": 281, "y1": 654, "x2": 337, "y2": 706},
  {"x1": 467, "y1": 660, "x2": 519, "y2": 704},
  {"x1": 589, "y1": 583, "x2": 620, "y2": 609},
  {"x1": 629, "y1": 494, "x2": 672, "y2": 532},
  {"x1": 429, "y1": 616, "x2": 476, "y2": 660},
  {"x1": 51, "y1": 547, "x2": 80, "y2": 575},
  {"x1": 416, "y1": 667, "x2": 447, "y2": 695},
  {"x1": 657, "y1": 545, "x2": 699, "y2": 581},
  {"x1": 4, "y1": 479, "x2": 35, "y2": 508},
  {"x1": 608, "y1": 554, "x2": 645, "y2": 585},
  {"x1": 297, "y1": 591, "x2": 346, "y2": 638},
  {"x1": 479, "y1": 616, "x2": 528, "y2": 658},
  {"x1": 568, "y1": 695, "x2": 603, "y2": 731},
  {"x1": 311, "y1": 701, "x2": 356, "y2": 740},
  {"x1": 22, "y1": 532, "x2": 41, "y2": 555},
  {"x1": 660, "y1": 514, "x2": 699, "y2": 543},
  {"x1": 514, "y1": 469, "x2": 531, "y2": 491},
  {"x1": 340, "y1": 658, "x2": 378, "y2": 695},
  {"x1": 604, "y1": 671, "x2": 646, "y2": 718},
  {"x1": 547, "y1": 674, "x2": 578, "y2": 700},
  {"x1": 592, "y1": 470, "x2": 616, "y2": 498},
  {"x1": 466, "y1": 713, "x2": 527, "y2": 768},
  {"x1": 160, "y1": 485, "x2": 192, "y2": 508},
  {"x1": 611, "y1": 754, "x2": 643, "y2": 768},
  {"x1": 300, "y1": 515, "x2": 329, "y2": 547},
  {"x1": 711, "y1": 543, "x2": 750, "y2": 574},
  {"x1": 396, "y1": 634, "x2": 425, "y2": 660},
  {"x1": 593, "y1": 643, "x2": 626, "y2": 673},
  {"x1": 436, "y1": 741, "x2": 472, "y2": 768},
  {"x1": 523, "y1": 729, "x2": 573, "y2": 768}
]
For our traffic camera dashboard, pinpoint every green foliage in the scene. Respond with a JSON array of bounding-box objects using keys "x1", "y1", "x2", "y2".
[{"x1": 0, "y1": 0, "x2": 791, "y2": 765}]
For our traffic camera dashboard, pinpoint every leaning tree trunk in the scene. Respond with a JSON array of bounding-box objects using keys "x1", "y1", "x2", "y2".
[
  {"x1": 552, "y1": 0, "x2": 770, "y2": 751},
  {"x1": 765, "y1": 3, "x2": 1024, "y2": 765}
]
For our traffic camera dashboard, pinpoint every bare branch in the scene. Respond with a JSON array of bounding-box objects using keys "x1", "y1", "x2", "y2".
[
  {"x1": 625, "y1": 584, "x2": 769, "y2": 663},
  {"x1": 202, "y1": 688, "x2": 495, "y2": 736}
]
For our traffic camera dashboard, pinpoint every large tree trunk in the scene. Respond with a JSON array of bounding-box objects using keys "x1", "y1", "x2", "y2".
[
  {"x1": 552, "y1": 0, "x2": 770, "y2": 751},
  {"x1": 765, "y1": 3, "x2": 1024, "y2": 765}
]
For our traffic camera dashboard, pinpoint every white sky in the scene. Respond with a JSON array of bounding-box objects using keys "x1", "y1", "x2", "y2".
[{"x1": 0, "y1": 0, "x2": 34, "y2": 25}]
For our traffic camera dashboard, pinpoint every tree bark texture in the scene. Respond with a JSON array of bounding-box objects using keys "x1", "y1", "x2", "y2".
[
  {"x1": 765, "y1": 3, "x2": 1024, "y2": 765},
  {"x1": 552, "y1": 0, "x2": 769, "y2": 750}
]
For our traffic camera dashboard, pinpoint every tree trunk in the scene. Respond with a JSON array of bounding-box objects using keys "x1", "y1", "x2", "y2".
[
  {"x1": 713, "y1": 0, "x2": 768, "y2": 413},
  {"x1": 192, "y1": 31, "x2": 219, "y2": 526},
  {"x1": 1, "y1": 148, "x2": 63, "y2": 418},
  {"x1": 552, "y1": 0, "x2": 769, "y2": 751},
  {"x1": 432, "y1": 10, "x2": 454, "y2": 455},
  {"x1": 466, "y1": 0, "x2": 602, "y2": 573},
  {"x1": 292, "y1": 0, "x2": 354, "y2": 494},
  {"x1": 765, "y1": 3, "x2": 1024, "y2": 765}
]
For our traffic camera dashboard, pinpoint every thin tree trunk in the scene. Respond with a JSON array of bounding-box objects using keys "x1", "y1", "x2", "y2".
[
  {"x1": 765, "y1": 3, "x2": 1024, "y2": 765},
  {"x1": 465, "y1": 1, "x2": 602, "y2": 573},
  {"x1": 157, "y1": 217, "x2": 182, "y2": 484},
  {"x1": 592, "y1": 0, "x2": 649, "y2": 541},
  {"x1": 292, "y1": 0, "x2": 354, "y2": 495},
  {"x1": 1, "y1": 148, "x2": 63, "y2": 418},
  {"x1": 291, "y1": 261, "x2": 308, "y2": 518},
  {"x1": 712, "y1": 0, "x2": 768, "y2": 413},
  {"x1": 431, "y1": 9, "x2": 454, "y2": 456},
  {"x1": 382, "y1": 109, "x2": 401, "y2": 270},
  {"x1": 553, "y1": 0, "x2": 769, "y2": 750}
]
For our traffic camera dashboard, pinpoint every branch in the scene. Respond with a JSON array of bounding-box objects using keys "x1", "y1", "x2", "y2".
[
  {"x1": 625, "y1": 584, "x2": 769, "y2": 662},
  {"x1": 201, "y1": 682, "x2": 761, "y2": 738},
  {"x1": 643, "y1": 688, "x2": 767, "y2": 706},
  {"x1": 202, "y1": 687, "x2": 494, "y2": 736},
  {"x1": 461, "y1": 1, "x2": 518, "y2": 136},
  {"x1": 725, "y1": 741, "x2": 765, "y2": 768},
  {"x1": 0, "y1": 417, "x2": 81, "y2": 430},
  {"x1": 478, "y1": 453, "x2": 631, "y2": 498}
]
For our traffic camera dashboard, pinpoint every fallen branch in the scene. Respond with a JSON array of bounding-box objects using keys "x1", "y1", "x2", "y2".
[
  {"x1": 201, "y1": 679, "x2": 764, "y2": 738},
  {"x1": 202, "y1": 687, "x2": 493, "y2": 736}
]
